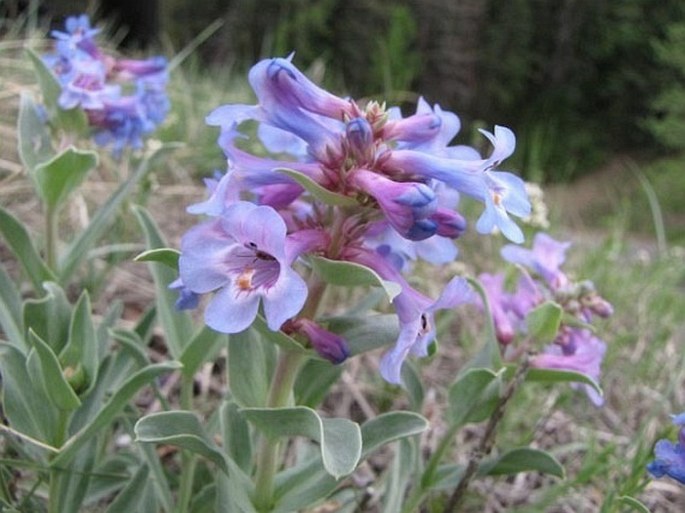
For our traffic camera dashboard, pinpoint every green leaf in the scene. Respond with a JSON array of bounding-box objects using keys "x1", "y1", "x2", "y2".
[
  {"x1": 272, "y1": 457, "x2": 337, "y2": 512},
  {"x1": 360, "y1": 412, "x2": 428, "y2": 458},
  {"x1": 447, "y1": 367, "x2": 502, "y2": 427},
  {"x1": 22, "y1": 282, "x2": 71, "y2": 353},
  {"x1": 0, "y1": 263, "x2": 25, "y2": 349},
  {"x1": 17, "y1": 91, "x2": 54, "y2": 171},
  {"x1": 29, "y1": 329, "x2": 81, "y2": 411},
  {"x1": 294, "y1": 359, "x2": 343, "y2": 408},
  {"x1": 464, "y1": 277, "x2": 502, "y2": 370},
  {"x1": 0, "y1": 344, "x2": 58, "y2": 446},
  {"x1": 104, "y1": 464, "x2": 150, "y2": 513},
  {"x1": 220, "y1": 401, "x2": 252, "y2": 473},
  {"x1": 400, "y1": 361, "x2": 424, "y2": 411},
  {"x1": 251, "y1": 314, "x2": 309, "y2": 355},
  {"x1": 26, "y1": 47, "x2": 88, "y2": 134},
  {"x1": 58, "y1": 152, "x2": 159, "y2": 284},
  {"x1": 617, "y1": 496, "x2": 651, "y2": 513},
  {"x1": 228, "y1": 329, "x2": 277, "y2": 407},
  {"x1": 242, "y1": 406, "x2": 362, "y2": 479},
  {"x1": 134, "y1": 248, "x2": 180, "y2": 271},
  {"x1": 381, "y1": 438, "x2": 417, "y2": 513},
  {"x1": 0, "y1": 206, "x2": 56, "y2": 293},
  {"x1": 33, "y1": 146, "x2": 97, "y2": 212},
  {"x1": 310, "y1": 256, "x2": 401, "y2": 301},
  {"x1": 517, "y1": 366, "x2": 603, "y2": 398},
  {"x1": 133, "y1": 206, "x2": 193, "y2": 358},
  {"x1": 275, "y1": 168, "x2": 358, "y2": 207},
  {"x1": 179, "y1": 326, "x2": 225, "y2": 378},
  {"x1": 326, "y1": 314, "x2": 398, "y2": 356},
  {"x1": 109, "y1": 329, "x2": 150, "y2": 369},
  {"x1": 525, "y1": 301, "x2": 563, "y2": 342},
  {"x1": 135, "y1": 411, "x2": 228, "y2": 474},
  {"x1": 51, "y1": 361, "x2": 182, "y2": 467},
  {"x1": 479, "y1": 447, "x2": 565, "y2": 478},
  {"x1": 60, "y1": 292, "x2": 98, "y2": 394}
]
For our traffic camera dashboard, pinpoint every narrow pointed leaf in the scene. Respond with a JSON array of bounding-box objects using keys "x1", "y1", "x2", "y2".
[
  {"x1": 617, "y1": 496, "x2": 651, "y2": 513},
  {"x1": 508, "y1": 365, "x2": 603, "y2": 397},
  {"x1": 275, "y1": 168, "x2": 357, "y2": 206},
  {"x1": 228, "y1": 328, "x2": 276, "y2": 407},
  {"x1": 310, "y1": 256, "x2": 401, "y2": 301},
  {"x1": 135, "y1": 411, "x2": 228, "y2": 474},
  {"x1": 525, "y1": 301, "x2": 563, "y2": 343},
  {"x1": 17, "y1": 91, "x2": 53, "y2": 171},
  {"x1": 360, "y1": 412, "x2": 428, "y2": 458},
  {"x1": 479, "y1": 447, "x2": 565, "y2": 478},
  {"x1": 133, "y1": 206, "x2": 193, "y2": 358},
  {"x1": 179, "y1": 325, "x2": 225, "y2": 378},
  {"x1": 134, "y1": 248, "x2": 180, "y2": 271},
  {"x1": 465, "y1": 277, "x2": 502, "y2": 370},
  {"x1": 294, "y1": 359, "x2": 343, "y2": 408},
  {"x1": 242, "y1": 406, "x2": 361, "y2": 479},
  {"x1": 33, "y1": 146, "x2": 97, "y2": 212},
  {"x1": 60, "y1": 292, "x2": 98, "y2": 393},
  {"x1": 0, "y1": 206, "x2": 56, "y2": 293},
  {"x1": 104, "y1": 464, "x2": 150, "y2": 513},
  {"x1": 0, "y1": 344, "x2": 58, "y2": 445},
  {"x1": 29, "y1": 329, "x2": 81, "y2": 411},
  {"x1": 220, "y1": 401, "x2": 252, "y2": 473},
  {"x1": 0, "y1": 263, "x2": 25, "y2": 348},
  {"x1": 23, "y1": 282, "x2": 71, "y2": 353},
  {"x1": 51, "y1": 361, "x2": 182, "y2": 467}
]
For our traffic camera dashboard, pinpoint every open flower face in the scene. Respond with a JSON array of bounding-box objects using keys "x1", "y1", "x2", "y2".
[{"x1": 179, "y1": 202, "x2": 308, "y2": 333}]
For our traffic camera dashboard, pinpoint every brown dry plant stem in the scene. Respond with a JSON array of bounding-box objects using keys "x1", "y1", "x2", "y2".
[{"x1": 442, "y1": 353, "x2": 531, "y2": 513}]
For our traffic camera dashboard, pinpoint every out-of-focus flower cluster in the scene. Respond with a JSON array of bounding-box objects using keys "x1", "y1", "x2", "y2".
[
  {"x1": 177, "y1": 55, "x2": 534, "y2": 382},
  {"x1": 480, "y1": 233, "x2": 613, "y2": 404},
  {"x1": 648, "y1": 413, "x2": 685, "y2": 484},
  {"x1": 43, "y1": 14, "x2": 169, "y2": 155}
]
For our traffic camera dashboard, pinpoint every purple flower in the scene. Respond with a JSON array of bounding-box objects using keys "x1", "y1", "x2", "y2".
[
  {"x1": 179, "y1": 202, "x2": 308, "y2": 333},
  {"x1": 531, "y1": 329, "x2": 606, "y2": 406},
  {"x1": 350, "y1": 169, "x2": 438, "y2": 241},
  {"x1": 648, "y1": 413, "x2": 685, "y2": 484},
  {"x1": 290, "y1": 319, "x2": 349, "y2": 364},
  {"x1": 345, "y1": 247, "x2": 473, "y2": 383},
  {"x1": 44, "y1": 14, "x2": 169, "y2": 155},
  {"x1": 501, "y1": 232, "x2": 571, "y2": 288},
  {"x1": 169, "y1": 278, "x2": 199, "y2": 311}
]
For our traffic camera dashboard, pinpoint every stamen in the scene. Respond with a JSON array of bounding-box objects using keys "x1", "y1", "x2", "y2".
[{"x1": 236, "y1": 267, "x2": 255, "y2": 291}]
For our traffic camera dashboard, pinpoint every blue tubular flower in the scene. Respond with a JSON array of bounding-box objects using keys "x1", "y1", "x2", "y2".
[
  {"x1": 169, "y1": 278, "x2": 200, "y2": 311},
  {"x1": 350, "y1": 169, "x2": 438, "y2": 241},
  {"x1": 385, "y1": 125, "x2": 531, "y2": 243},
  {"x1": 249, "y1": 56, "x2": 351, "y2": 119},
  {"x1": 384, "y1": 97, "x2": 461, "y2": 152},
  {"x1": 648, "y1": 413, "x2": 685, "y2": 484},
  {"x1": 179, "y1": 202, "x2": 308, "y2": 333}
]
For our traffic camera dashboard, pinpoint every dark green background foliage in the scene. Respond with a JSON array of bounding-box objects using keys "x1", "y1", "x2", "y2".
[{"x1": 35, "y1": 0, "x2": 685, "y2": 181}]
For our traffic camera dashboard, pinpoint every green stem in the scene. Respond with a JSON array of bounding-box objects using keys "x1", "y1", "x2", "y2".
[
  {"x1": 253, "y1": 349, "x2": 307, "y2": 512},
  {"x1": 45, "y1": 204, "x2": 59, "y2": 271},
  {"x1": 175, "y1": 375, "x2": 197, "y2": 513},
  {"x1": 47, "y1": 409, "x2": 70, "y2": 513}
]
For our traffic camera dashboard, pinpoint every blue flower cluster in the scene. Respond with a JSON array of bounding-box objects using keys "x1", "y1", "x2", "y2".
[
  {"x1": 43, "y1": 15, "x2": 169, "y2": 155},
  {"x1": 648, "y1": 413, "x2": 685, "y2": 484}
]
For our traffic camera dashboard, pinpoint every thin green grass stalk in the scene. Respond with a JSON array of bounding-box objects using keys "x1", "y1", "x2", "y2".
[
  {"x1": 625, "y1": 159, "x2": 668, "y2": 255},
  {"x1": 167, "y1": 19, "x2": 224, "y2": 72}
]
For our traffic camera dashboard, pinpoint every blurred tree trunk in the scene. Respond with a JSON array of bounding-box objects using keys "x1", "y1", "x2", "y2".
[{"x1": 412, "y1": 0, "x2": 486, "y2": 114}]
